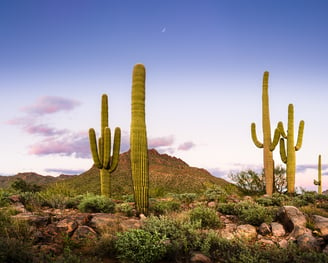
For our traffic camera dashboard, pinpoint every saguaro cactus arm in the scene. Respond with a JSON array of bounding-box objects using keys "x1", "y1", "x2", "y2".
[
  {"x1": 295, "y1": 120, "x2": 304, "y2": 151},
  {"x1": 108, "y1": 127, "x2": 121, "y2": 172},
  {"x1": 269, "y1": 127, "x2": 281, "y2": 151},
  {"x1": 251, "y1": 123, "x2": 264, "y2": 148},
  {"x1": 89, "y1": 128, "x2": 102, "y2": 169},
  {"x1": 279, "y1": 138, "x2": 287, "y2": 164}
]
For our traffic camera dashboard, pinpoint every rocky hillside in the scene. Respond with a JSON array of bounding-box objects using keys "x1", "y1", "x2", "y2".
[
  {"x1": 61, "y1": 149, "x2": 230, "y2": 196},
  {"x1": 0, "y1": 149, "x2": 230, "y2": 196}
]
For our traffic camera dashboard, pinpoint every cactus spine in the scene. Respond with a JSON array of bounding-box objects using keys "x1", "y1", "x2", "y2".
[
  {"x1": 278, "y1": 104, "x2": 304, "y2": 194},
  {"x1": 89, "y1": 94, "x2": 121, "y2": 197},
  {"x1": 251, "y1": 71, "x2": 280, "y2": 196},
  {"x1": 130, "y1": 64, "x2": 149, "y2": 215},
  {"x1": 314, "y1": 154, "x2": 322, "y2": 194}
]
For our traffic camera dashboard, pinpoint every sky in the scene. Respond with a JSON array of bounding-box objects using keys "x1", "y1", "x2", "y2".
[{"x1": 1, "y1": 0, "x2": 328, "y2": 191}]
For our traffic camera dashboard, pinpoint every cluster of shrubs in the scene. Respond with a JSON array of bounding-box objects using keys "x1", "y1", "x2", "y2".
[{"x1": 2, "y1": 180, "x2": 328, "y2": 262}]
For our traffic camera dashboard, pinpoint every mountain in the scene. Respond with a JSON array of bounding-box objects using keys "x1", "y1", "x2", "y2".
[
  {"x1": 58, "y1": 149, "x2": 230, "y2": 196},
  {"x1": 0, "y1": 149, "x2": 230, "y2": 196},
  {"x1": 0, "y1": 172, "x2": 72, "y2": 189}
]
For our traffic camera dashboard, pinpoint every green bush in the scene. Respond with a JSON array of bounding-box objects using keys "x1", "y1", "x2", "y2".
[
  {"x1": 142, "y1": 216, "x2": 201, "y2": 260},
  {"x1": 189, "y1": 206, "x2": 223, "y2": 229},
  {"x1": 0, "y1": 189, "x2": 11, "y2": 207},
  {"x1": 78, "y1": 194, "x2": 115, "y2": 213},
  {"x1": 203, "y1": 185, "x2": 228, "y2": 202},
  {"x1": 218, "y1": 201, "x2": 275, "y2": 226},
  {"x1": 116, "y1": 203, "x2": 135, "y2": 217},
  {"x1": 38, "y1": 183, "x2": 77, "y2": 209},
  {"x1": 175, "y1": 193, "x2": 197, "y2": 205},
  {"x1": 150, "y1": 199, "x2": 181, "y2": 215},
  {"x1": 115, "y1": 229, "x2": 167, "y2": 263}
]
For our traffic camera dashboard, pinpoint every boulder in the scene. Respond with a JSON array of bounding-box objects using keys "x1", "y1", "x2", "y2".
[
  {"x1": 297, "y1": 233, "x2": 321, "y2": 251},
  {"x1": 271, "y1": 222, "x2": 286, "y2": 237},
  {"x1": 258, "y1": 222, "x2": 271, "y2": 236},
  {"x1": 313, "y1": 215, "x2": 328, "y2": 237},
  {"x1": 235, "y1": 224, "x2": 257, "y2": 240},
  {"x1": 190, "y1": 252, "x2": 212, "y2": 263},
  {"x1": 277, "y1": 206, "x2": 307, "y2": 238}
]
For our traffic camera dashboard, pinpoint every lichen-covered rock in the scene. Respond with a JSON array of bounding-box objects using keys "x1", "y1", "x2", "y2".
[
  {"x1": 258, "y1": 222, "x2": 271, "y2": 236},
  {"x1": 235, "y1": 224, "x2": 257, "y2": 240},
  {"x1": 271, "y1": 222, "x2": 286, "y2": 237},
  {"x1": 313, "y1": 215, "x2": 328, "y2": 237}
]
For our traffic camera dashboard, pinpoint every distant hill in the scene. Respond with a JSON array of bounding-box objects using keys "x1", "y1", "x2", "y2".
[
  {"x1": 53, "y1": 149, "x2": 230, "y2": 196},
  {"x1": 0, "y1": 172, "x2": 72, "y2": 189},
  {"x1": 0, "y1": 149, "x2": 230, "y2": 196}
]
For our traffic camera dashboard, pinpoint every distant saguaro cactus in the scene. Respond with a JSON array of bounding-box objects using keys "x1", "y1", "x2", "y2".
[
  {"x1": 278, "y1": 104, "x2": 304, "y2": 194},
  {"x1": 314, "y1": 154, "x2": 322, "y2": 194},
  {"x1": 251, "y1": 71, "x2": 280, "y2": 196},
  {"x1": 130, "y1": 64, "x2": 149, "y2": 215},
  {"x1": 89, "y1": 94, "x2": 121, "y2": 197}
]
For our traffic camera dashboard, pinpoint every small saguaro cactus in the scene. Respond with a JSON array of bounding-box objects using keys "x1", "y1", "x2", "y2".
[
  {"x1": 130, "y1": 63, "x2": 149, "y2": 215},
  {"x1": 278, "y1": 104, "x2": 304, "y2": 194},
  {"x1": 89, "y1": 94, "x2": 121, "y2": 197},
  {"x1": 314, "y1": 154, "x2": 322, "y2": 194},
  {"x1": 251, "y1": 71, "x2": 280, "y2": 196}
]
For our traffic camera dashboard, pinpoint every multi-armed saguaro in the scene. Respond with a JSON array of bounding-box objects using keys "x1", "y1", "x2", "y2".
[
  {"x1": 130, "y1": 64, "x2": 149, "y2": 215},
  {"x1": 314, "y1": 154, "x2": 322, "y2": 194},
  {"x1": 89, "y1": 94, "x2": 121, "y2": 197},
  {"x1": 278, "y1": 104, "x2": 304, "y2": 194},
  {"x1": 251, "y1": 71, "x2": 280, "y2": 196}
]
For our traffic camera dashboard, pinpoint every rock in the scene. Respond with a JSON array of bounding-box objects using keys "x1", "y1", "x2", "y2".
[
  {"x1": 277, "y1": 206, "x2": 307, "y2": 239},
  {"x1": 278, "y1": 239, "x2": 289, "y2": 249},
  {"x1": 190, "y1": 252, "x2": 212, "y2": 263},
  {"x1": 56, "y1": 218, "x2": 78, "y2": 235},
  {"x1": 297, "y1": 233, "x2": 321, "y2": 251},
  {"x1": 235, "y1": 224, "x2": 257, "y2": 240},
  {"x1": 271, "y1": 222, "x2": 286, "y2": 237},
  {"x1": 12, "y1": 213, "x2": 49, "y2": 227},
  {"x1": 207, "y1": 201, "x2": 216, "y2": 208},
  {"x1": 322, "y1": 244, "x2": 328, "y2": 254},
  {"x1": 257, "y1": 238, "x2": 275, "y2": 247},
  {"x1": 258, "y1": 223, "x2": 271, "y2": 236},
  {"x1": 71, "y1": 226, "x2": 97, "y2": 241},
  {"x1": 313, "y1": 215, "x2": 328, "y2": 237}
]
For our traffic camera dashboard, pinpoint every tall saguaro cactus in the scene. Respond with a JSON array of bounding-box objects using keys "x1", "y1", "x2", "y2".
[
  {"x1": 278, "y1": 104, "x2": 304, "y2": 194},
  {"x1": 130, "y1": 64, "x2": 149, "y2": 215},
  {"x1": 89, "y1": 94, "x2": 121, "y2": 197},
  {"x1": 251, "y1": 71, "x2": 280, "y2": 196},
  {"x1": 314, "y1": 154, "x2": 322, "y2": 194}
]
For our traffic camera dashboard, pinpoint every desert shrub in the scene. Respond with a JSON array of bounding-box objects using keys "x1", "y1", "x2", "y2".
[
  {"x1": 300, "y1": 205, "x2": 328, "y2": 218},
  {"x1": 142, "y1": 215, "x2": 201, "y2": 260},
  {"x1": 228, "y1": 169, "x2": 265, "y2": 195},
  {"x1": 150, "y1": 199, "x2": 181, "y2": 215},
  {"x1": 38, "y1": 183, "x2": 77, "y2": 209},
  {"x1": 115, "y1": 229, "x2": 167, "y2": 263},
  {"x1": 116, "y1": 202, "x2": 135, "y2": 217},
  {"x1": 189, "y1": 206, "x2": 223, "y2": 229},
  {"x1": 78, "y1": 194, "x2": 115, "y2": 213},
  {"x1": 218, "y1": 201, "x2": 275, "y2": 225},
  {"x1": 11, "y1": 178, "x2": 41, "y2": 193},
  {"x1": 175, "y1": 192, "x2": 197, "y2": 205},
  {"x1": 121, "y1": 194, "x2": 134, "y2": 202},
  {"x1": 203, "y1": 185, "x2": 228, "y2": 202},
  {"x1": 0, "y1": 237, "x2": 34, "y2": 263},
  {"x1": 0, "y1": 189, "x2": 11, "y2": 207},
  {"x1": 19, "y1": 191, "x2": 43, "y2": 211},
  {"x1": 256, "y1": 193, "x2": 289, "y2": 207}
]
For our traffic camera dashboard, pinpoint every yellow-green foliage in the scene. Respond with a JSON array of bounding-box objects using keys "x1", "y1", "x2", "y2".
[
  {"x1": 89, "y1": 94, "x2": 121, "y2": 197},
  {"x1": 130, "y1": 64, "x2": 149, "y2": 215},
  {"x1": 279, "y1": 104, "x2": 304, "y2": 194},
  {"x1": 251, "y1": 72, "x2": 280, "y2": 196}
]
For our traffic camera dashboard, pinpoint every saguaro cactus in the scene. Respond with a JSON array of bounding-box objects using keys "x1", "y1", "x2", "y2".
[
  {"x1": 89, "y1": 94, "x2": 121, "y2": 197},
  {"x1": 278, "y1": 104, "x2": 304, "y2": 194},
  {"x1": 251, "y1": 71, "x2": 280, "y2": 196},
  {"x1": 314, "y1": 154, "x2": 322, "y2": 194},
  {"x1": 130, "y1": 64, "x2": 149, "y2": 215}
]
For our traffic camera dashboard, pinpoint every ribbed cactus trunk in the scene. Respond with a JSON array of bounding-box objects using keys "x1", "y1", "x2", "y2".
[
  {"x1": 130, "y1": 64, "x2": 149, "y2": 215},
  {"x1": 314, "y1": 154, "x2": 322, "y2": 194},
  {"x1": 89, "y1": 94, "x2": 121, "y2": 197},
  {"x1": 279, "y1": 104, "x2": 304, "y2": 194},
  {"x1": 251, "y1": 72, "x2": 280, "y2": 196}
]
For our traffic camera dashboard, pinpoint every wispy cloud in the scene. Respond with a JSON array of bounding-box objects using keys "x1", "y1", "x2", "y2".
[
  {"x1": 45, "y1": 168, "x2": 85, "y2": 175},
  {"x1": 28, "y1": 133, "x2": 90, "y2": 158},
  {"x1": 178, "y1": 141, "x2": 195, "y2": 151},
  {"x1": 148, "y1": 135, "x2": 175, "y2": 148},
  {"x1": 21, "y1": 96, "x2": 80, "y2": 115}
]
